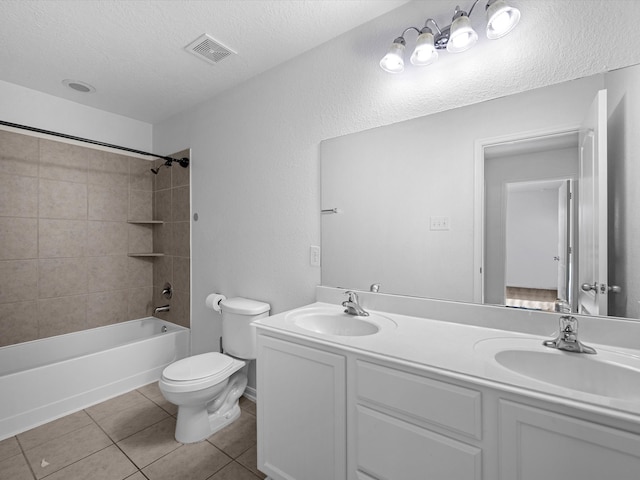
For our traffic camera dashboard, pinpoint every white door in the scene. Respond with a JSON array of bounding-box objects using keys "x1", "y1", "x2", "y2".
[
  {"x1": 577, "y1": 90, "x2": 608, "y2": 315},
  {"x1": 556, "y1": 180, "x2": 572, "y2": 306}
]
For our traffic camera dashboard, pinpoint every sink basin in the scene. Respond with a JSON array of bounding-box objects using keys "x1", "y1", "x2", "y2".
[
  {"x1": 475, "y1": 338, "x2": 640, "y2": 400},
  {"x1": 286, "y1": 307, "x2": 396, "y2": 337}
]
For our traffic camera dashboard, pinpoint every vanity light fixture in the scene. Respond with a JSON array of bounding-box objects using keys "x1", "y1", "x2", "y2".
[{"x1": 380, "y1": 0, "x2": 521, "y2": 73}]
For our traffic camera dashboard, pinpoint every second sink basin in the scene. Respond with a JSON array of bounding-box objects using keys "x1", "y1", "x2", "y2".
[
  {"x1": 475, "y1": 337, "x2": 640, "y2": 401},
  {"x1": 285, "y1": 306, "x2": 396, "y2": 337}
]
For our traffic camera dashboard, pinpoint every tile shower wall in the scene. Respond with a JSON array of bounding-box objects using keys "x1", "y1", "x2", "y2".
[
  {"x1": 0, "y1": 130, "x2": 159, "y2": 347},
  {"x1": 152, "y1": 150, "x2": 191, "y2": 328}
]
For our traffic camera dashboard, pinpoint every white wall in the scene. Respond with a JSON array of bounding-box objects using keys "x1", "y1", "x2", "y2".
[
  {"x1": 152, "y1": 0, "x2": 640, "y2": 368},
  {"x1": 0, "y1": 80, "x2": 152, "y2": 151}
]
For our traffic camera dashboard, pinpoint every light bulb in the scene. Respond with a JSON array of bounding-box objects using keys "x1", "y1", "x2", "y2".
[
  {"x1": 447, "y1": 14, "x2": 478, "y2": 53},
  {"x1": 486, "y1": 0, "x2": 521, "y2": 39},
  {"x1": 380, "y1": 40, "x2": 406, "y2": 73},
  {"x1": 410, "y1": 31, "x2": 438, "y2": 66}
]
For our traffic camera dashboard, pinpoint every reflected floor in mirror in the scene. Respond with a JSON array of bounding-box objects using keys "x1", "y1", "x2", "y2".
[{"x1": 0, "y1": 383, "x2": 265, "y2": 480}]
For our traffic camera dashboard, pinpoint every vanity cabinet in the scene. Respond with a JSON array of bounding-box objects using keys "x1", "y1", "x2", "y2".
[
  {"x1": 256, "y1": 335, "x2": 346, "y2": 480},
  {"x1": 354, "y1": 360, "x2": 483, "y2": 480},
  {"x1": 499, "y1": 400, "x2": 640, "y2": 479}
]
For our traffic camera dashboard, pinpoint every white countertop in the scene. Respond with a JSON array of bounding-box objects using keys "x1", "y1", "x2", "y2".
[{"x1": 254, "y1": 302, "x2": 640, "y2": 423}]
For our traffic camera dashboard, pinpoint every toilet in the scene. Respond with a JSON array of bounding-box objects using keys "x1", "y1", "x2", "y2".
[{"x1": 159, "y1": 297, "x2": 270, "y2": 443}]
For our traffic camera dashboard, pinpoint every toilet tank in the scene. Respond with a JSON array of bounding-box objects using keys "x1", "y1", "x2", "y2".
[{"x1": 220, "y1": 297, "x2": 270, "y2": 359}]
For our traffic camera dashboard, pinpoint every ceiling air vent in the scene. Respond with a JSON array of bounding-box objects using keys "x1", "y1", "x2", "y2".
[{"x1": 185, "y1": 34, "x2": 236, "y2": 65}]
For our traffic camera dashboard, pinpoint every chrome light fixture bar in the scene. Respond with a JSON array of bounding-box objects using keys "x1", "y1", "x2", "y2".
[{"x1": 380, "y1": 0, "x2": 521, "y2": 74}]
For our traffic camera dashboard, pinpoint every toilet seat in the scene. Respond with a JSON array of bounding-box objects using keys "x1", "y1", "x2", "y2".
[{"x1": 160, "y1": 353, "x2": 244, "y2": 393}]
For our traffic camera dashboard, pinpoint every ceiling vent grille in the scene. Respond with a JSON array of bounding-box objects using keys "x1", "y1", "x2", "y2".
[{"x1": 185, "y1": 34, "x2": 236, "y2": 65}]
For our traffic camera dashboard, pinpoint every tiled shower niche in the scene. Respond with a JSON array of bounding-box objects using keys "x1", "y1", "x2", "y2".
[{"x1": 0, "y1": 130, "x2": 191, "y2": 347}]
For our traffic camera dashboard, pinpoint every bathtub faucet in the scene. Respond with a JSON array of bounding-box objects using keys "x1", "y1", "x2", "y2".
[{"x1": 154, "y1": 305, "x2": 170, "y2": 314}]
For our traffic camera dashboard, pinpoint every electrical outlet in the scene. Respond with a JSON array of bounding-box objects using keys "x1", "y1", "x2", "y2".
[
  {"x1": 310, "y1": 245, "x2": 321, "y2": 266},
  {"x1": 430, "y1": 216, "x2": 450, "y2": 231}
]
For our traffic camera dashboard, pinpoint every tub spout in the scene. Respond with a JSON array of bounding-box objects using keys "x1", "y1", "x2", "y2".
[{"x1": 154, "y1": 305, "x2": 170, "y2": 314}]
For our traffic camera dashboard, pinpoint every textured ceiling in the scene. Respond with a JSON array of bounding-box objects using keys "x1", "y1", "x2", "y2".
[{"x1": 0, "y1": 0, "x2": 411, "y2": 123}]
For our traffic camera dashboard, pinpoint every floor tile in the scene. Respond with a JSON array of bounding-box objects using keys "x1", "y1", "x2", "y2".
[
  {"x1": 207, "y1": 411, "x2": 257, "y2": 458},
  {"x1": 117, "y1": 417, "x2": 181, "y2": 468},
  {"x1": 208, "y1": 461, "x2": 262, "y2": 480},
  {"x1": 0, "y1": 453, "x2": 34, "y2": 480},
  {"x1": 0, "y1": 436, "x2": 21, "y2": 463},
  {"x1": 137, "y1": 382, "x2": 178, "y2": 416},
  {"x1": 23, "y1": 423, "x2": 112, "y2": 479},
  {"x1": 17, "y1": 410, "x2": 93, "y2": 451},
  {"x1": 239, "y1": 396, "x2": 256, "y2": 416},
  {"x1": 86, "y1": 391, "x2": 149, "y2": 421},
  {"x1": 124, "y1": 473, "x2": 147, "y2": 480},
  {"x1": 142, "y1": 441, "x2": 232, "y2": 480},
  {"x1": 92, "y1": 398, "x2": 170, "y2": 442},
  {"x1": 43, "y1": 444, "x2": 136, "y2": 480},
  {"x1": 236, "y1": 445, "x2": 267, "y2": 479}
]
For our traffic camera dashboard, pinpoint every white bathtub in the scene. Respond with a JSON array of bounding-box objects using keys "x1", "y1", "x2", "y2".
[{"x1": 0, "y1": 317, "x2": 189, "y2": 440}]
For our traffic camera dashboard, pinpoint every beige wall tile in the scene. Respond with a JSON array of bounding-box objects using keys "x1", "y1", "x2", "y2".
[
  {"x1": 0, "y1": 130, "x2": 39, "y2": 177},
  {"x1": 88, "y1": 184, "x2": 128, "y2": 221},
  {"x1": 0, "y1": 260, "x2": 37, "y2": 303},
  {"x1": 153, "y1": 160, "x2": 171, "y2": 190},
  {"x1": 171, "y1": 290, "x2": 190, "y2": 328},
  {"x1": 39, "y1": 257, "x2": 88, "y2": 298},
  {"x1": 171, "y1": 186, "x2": 190, "y2": 222},
  {"x1": 87, "y1": 221, "x2": 128, "y2": 256},
  {"x1": 171, "y1": 151, "x2": 190, "y2": 188},
  {"x1": 172, "y1": 222, "x2": 190, "y2": 257},
  {"x1": 0, "y1": 174, "x2": 37, "y2": 217},
  {"x1": 0, "y1": 217, "x2": 37, "y2": 260},
  {"x1": 0, "y1": 301, "x2": 38, "y2": 346},
  {"x1": 38, "y1": 219, "x2": 87, "y2": 258},
  {"x1": 128, "y1": 224, "x2": 153, "y2": 254},
  {"x1": 173, "y1": 256, "x2": 190, "y2": 292},
  {"x1": 37, "y1": 295, "x2": 88, "y2": 338},
  {"x1": 128, "y1": 287, "x2": 153, "y2": 320},
  {"x1": 39, "y1": 179, "x2": 87, "y2": 220},
  {"x1": 153, "y1": 189, "x2": 171, "y2": 221},
  {"x1": 152, "y1": 222, "x2": 172, "y2": 253},
  {"x1": 39, "y1": 139, "x2": 90, "y2": 184},
  {"x1": 127, "y1": 257, "x2": 153, "y2": 288},
  {"x1": 129, "y1": 190, "x2": 153, "y2": 220},
  {"x1": 87, "y1": 291, "x2": 129, "y2": 327},
  {"x1": 88, "y1": 151, "x2": 129, "y2": 188},
  {"x1": 87, "y1": 256, "x2": 128, "y2": 293},
  {"x1": 153, "y1": 255, "x2": 172, "y2": 288},
  {"x1": 130, "y1": 158, "x2": 154, "y2": 191}
]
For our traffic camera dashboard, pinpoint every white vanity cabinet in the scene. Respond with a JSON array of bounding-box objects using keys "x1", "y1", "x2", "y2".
[
  {"x1": 353, "y1": 360, "x2": 483, "y2": 480},
  {"x1": 499, "y1": 400, "x2": 640, "y2": 479},
  {"x1": 256, "y1": 334, "x2": 347, "y2": 480}
]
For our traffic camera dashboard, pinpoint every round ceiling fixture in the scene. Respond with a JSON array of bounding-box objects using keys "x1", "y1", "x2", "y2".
[{"x1": 62, "y1": 79, "x2": 96, "y2": 93}]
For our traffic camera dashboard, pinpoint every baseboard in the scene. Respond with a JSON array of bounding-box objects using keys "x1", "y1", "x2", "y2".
[{"x1": 243, "y1": 386, "x2": 257, "y2": 403}]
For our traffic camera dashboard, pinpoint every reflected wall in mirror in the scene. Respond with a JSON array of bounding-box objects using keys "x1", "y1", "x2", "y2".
[{"x1": 321, "y1": 63, "x2": 640, "y2": 320}]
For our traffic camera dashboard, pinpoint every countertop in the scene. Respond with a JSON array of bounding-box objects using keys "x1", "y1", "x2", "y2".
[{"x1": 254, "y1": 302, "x2": 640, "y2": 422}]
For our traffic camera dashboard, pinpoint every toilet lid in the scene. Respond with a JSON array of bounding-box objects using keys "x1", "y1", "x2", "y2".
[{"x1": 162, "y1": 352, "x2": 233, "y2": 382}]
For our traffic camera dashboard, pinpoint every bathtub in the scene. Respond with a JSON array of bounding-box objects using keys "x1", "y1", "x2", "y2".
[{"x1": 0, "y1": 317, "x2": 189, "y2": 440}]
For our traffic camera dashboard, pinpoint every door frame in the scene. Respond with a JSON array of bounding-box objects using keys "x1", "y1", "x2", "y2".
[{"x1": 473, "y1": 125, "x2": 581, "y2": 303}]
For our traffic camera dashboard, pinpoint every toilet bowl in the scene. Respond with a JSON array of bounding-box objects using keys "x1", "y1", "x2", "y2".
[{"x1": 158, "y1": 297, "x2": 269, "y2": 443}]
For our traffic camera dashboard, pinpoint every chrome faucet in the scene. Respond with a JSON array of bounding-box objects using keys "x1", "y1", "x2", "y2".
[
  {"x1": 342, "y1": 291, "x2": 369, "y2": 316},
  {"x1": 543, "y1": 315, "x2": 596, "y2": 354},
  {"x1": 154, "y1": 305, "x2": 170, "y2": 314}
]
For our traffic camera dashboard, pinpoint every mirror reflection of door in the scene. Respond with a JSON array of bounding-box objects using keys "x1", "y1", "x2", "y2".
[
  {"x1": 503, "y1": 179, "x2": 574, "y2": 311},
  {"x1": 483, "y1": 132, "x2": 579, "y2": 311}
]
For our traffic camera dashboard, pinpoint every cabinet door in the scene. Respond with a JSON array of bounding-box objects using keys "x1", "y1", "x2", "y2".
[
  {"x1": 500, "y1": 400, "x2": 640, "y2": 480},
  {"x1": 257, "y1": 335, "x2": 346, "y2": 480}
]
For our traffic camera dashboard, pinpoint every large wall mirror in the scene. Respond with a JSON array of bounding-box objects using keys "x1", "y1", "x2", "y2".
[{"x1": 321, "y1": 63, "x2": 640, "y2": 320}]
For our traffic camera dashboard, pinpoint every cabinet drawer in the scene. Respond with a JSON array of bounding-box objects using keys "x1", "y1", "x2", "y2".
[
  {"x1": 357, "y1": 405, "x2": 482, "y2": 480},
  {"x1": 356, "y1": 360, "x2": 482, "y2": 439}
]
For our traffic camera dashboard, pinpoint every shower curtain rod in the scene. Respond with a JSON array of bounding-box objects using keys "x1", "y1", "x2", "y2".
[{"x1": 0, "y1": 120, "x2": 187, "y2": 164}]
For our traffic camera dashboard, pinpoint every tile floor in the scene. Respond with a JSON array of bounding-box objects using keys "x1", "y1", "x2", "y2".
[{"x1": 0, "y1": 383, "x2": 266, "y2": 480}]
